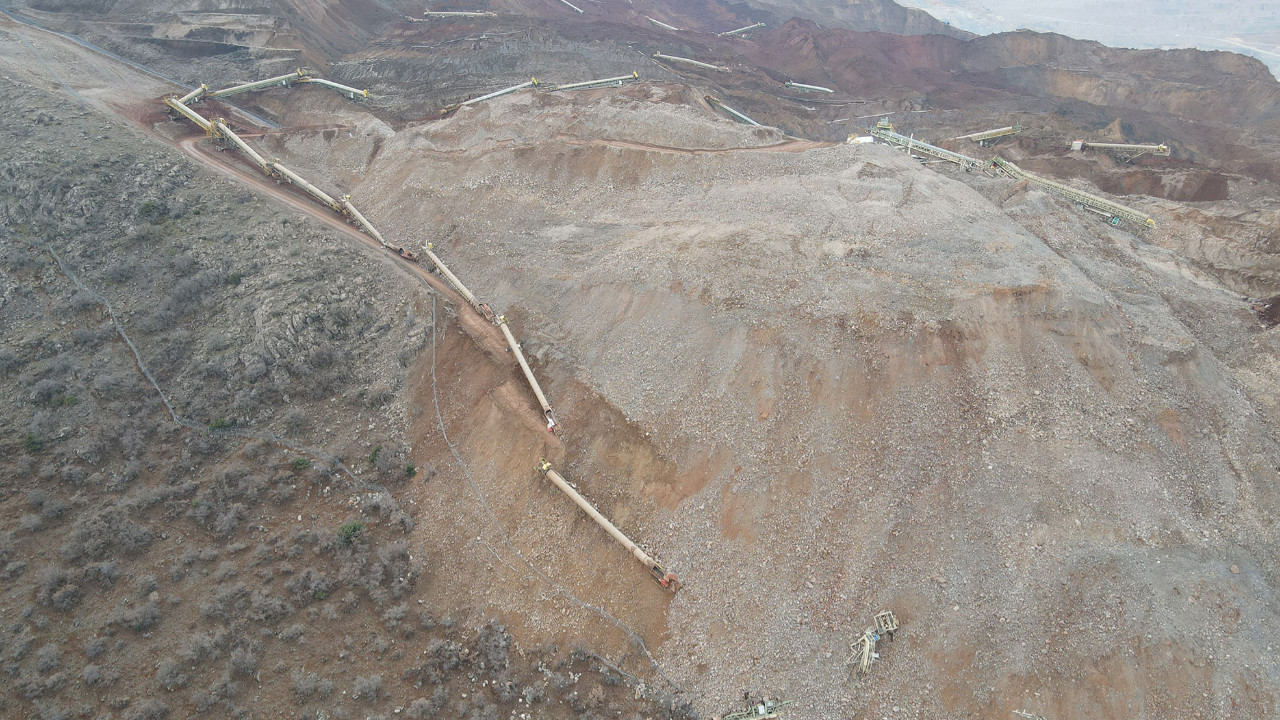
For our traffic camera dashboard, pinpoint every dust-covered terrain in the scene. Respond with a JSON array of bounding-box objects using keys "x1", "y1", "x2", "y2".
[
  {"x1": 2, "y1": 1, "x2": 1280, "y2": 720},
  {"x1": 0, "y1": 63, "x2": 693, "y2": 720}
]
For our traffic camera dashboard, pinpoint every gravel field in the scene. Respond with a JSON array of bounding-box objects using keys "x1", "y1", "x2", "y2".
[
  {"x1": 3, "y1": 5, "x2": 1280, "y2": 719},
  {"x1": 273, "y1": 88, "x2": 1280, "y2": 719}
]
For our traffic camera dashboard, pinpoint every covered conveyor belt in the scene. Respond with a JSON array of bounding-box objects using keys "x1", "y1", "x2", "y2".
[
  {"x1": 423, "y1": 11, "x2": 497, "y2": 18},
  {"x1": 537, "y1": 461, "x2": 680, "y2": 592},
  {"x1": 164, "y1": 96, "x2": 212, "y2": 132},
  {"x1": 548, "y1": 72, "x2": 638, "y2": 92},
  {"x1": 418, "y1": 243, "x2": 555, "y2": 429},
  {"x1": 785, "y1": 80, "x2": 833, "y2": 94},
  {"x1": 212, "y1": 120, "x2": 270, "y2": 172},
  {"x1": 1071, "y1": 140, "x2": 1170, "y2": 158},
  {"x1": 706, "y1": 95, "x2": 761, "y2": 126},
  {"x1": 204, "y1": 70, "x2": 305, "y2": 102},
  {"x1": 653, "y1": 53, "x2": 729, "y2": 73},
  {"x1": 953, "y1": 124, "x2": 1022, "y2": 145},
  {"x1": 498, "y1": 317, "x2": 557, "y2": 431},
  {"x1": 646, "y1": 16, "x2": 680, "y2": 31},
  {"x1": 992, "y1": 156, "x2": 1156, "y2": 229},
  {"x1": 268, "y1": 161, "x2": 343, "y2": 213},
  {"x1": 181, "y1": 69, "x2": 369, "y2": 105},
  {"x1": 299, "y1": 77, "x2": 368, "y2": 100},
  {"x1": 444, "y1": 79, "x2": 539, "y2": 113},
  {"x1": 421, "y1": 243, "x2": 494, "y2": 321},
  {"x1": 339, "y1": 195, "x2": 388, "y2": 245},
  {"x1": 177, "y1": 84, "x2": 208, "y2": 105},
  {"x1": 719, "y1": 22, "x2": 765, "y2": 37},
  {"x1": 869, "y1": 119, "x2": 982, "y2": 171}
]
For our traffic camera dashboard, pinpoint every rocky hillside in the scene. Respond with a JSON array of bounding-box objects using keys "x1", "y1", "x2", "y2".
[
  {"x1": 292, "y1": 83, "x2": 1280, "y2": 719},
  {"x1": 2, "y1": 2, "x2": 1280, "y2": 720},
  {"x1": 902, "y1": 0, "x2": 1280, "y2": 74},
  {"x1": 0, "y1": 75, "x2": 691, "y2": 720},
  {"x1": 745, "y1": 0, "x2": 968, "y2": 36}
]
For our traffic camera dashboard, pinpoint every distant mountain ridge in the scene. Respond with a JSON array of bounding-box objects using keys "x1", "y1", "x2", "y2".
[
  {"x1": 898, "y1": 0, "x2": 1280, "y2": 75},
  {"x1": 740, "y1": 0, "x2": 971, "y2": 37}
]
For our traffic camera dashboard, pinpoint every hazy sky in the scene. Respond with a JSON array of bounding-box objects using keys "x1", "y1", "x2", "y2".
[{"x1": 900, "y1": 0, "x2": 1280, "y2": 75}]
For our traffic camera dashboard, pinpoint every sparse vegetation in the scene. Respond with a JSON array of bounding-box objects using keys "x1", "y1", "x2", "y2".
[
  {"x1": 338, "y1": 519, "x2": 365, "y2": 546},
  {"x1": 136, "y1": 199, "x2": 168, "y2": 223},
  {"x1": 353, "y1": 674, "x2": 382, "y2": 702},
  {"x1": 290, "y1": 669, "x2": 334, "y2": 701},
  {"x1": 0, "y1": 66, "x2": 694, "y2": 720}
]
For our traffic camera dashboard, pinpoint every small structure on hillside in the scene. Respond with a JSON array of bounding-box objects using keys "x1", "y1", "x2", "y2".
[
  {"x1": 721, "y1": 694, "x2": 794, "y2": 719},
  {"x1": 848, "y1": 610, "x2": 899, "y2": 675}
]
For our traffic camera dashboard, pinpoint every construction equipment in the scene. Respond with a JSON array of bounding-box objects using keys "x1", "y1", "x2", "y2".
[
  {"x1": 991, "y1": 156, "x2": 1156, "y2": 229},
  {"x1": 299, "y1": 77, "x2": 369, "y2": 100},
  {"x1": 339, "y1": 195, "x2": 387, "y2": 244},
  {"x1": 177, "y1": 84, "x2": 209, "y2": 105},
  {"x1": 443, "y1": 78, "x2": 539, "y2": 114},
  {"x1": 706, "y1": 95, "x2": 761, "y2": 127},
  {"x1": 848, "y1": 610, "x2": 898, "y2": 675},
  {"x1": 1071, "y1": 139, "x2": 1170, "y2": 160},
  {"x1": 784, "y1": 80, "x2": 833, "y2": 94},
  {"x1": 653, "y1": 53, "x2": 730, "y2": 73},
  {"x1": 500, "y1": 318, "x2": 557, "y2": 431},
  {"x1": 870, "y1": 118, "x2": 983, "y2": 171},
  {"x1": 167, "y1": 95, "x2": 423, "y2": 261},
  {"x1": 953, "y1": 124, "x2": 1023, "y2": 146},
  {"x1": 423, "y1": 10, "x2": 497, "y2": 18},
  {"x1": 180, "y1": 70, "x2": 369, "y2": 104},
  {"x1": 555, "y1": 0, "x2": 584, "y2": 13},
  {"x1": 211, "y1": 119, "x2": 272, "y2": 173},
  {"x1": 268, "y1": 161, "x2": 344, "y2": 213},
  {"x1": 718, "y1": 22, "x2": 766, "y2": 38},
  {"x1": 164, "y1": 96, "x2": 213, "y2": 133},
  {"x1": 721, "y1": 695, "x2": 794, "y2": 720},
  {"x1": 419, "y1": 245, "x2": 554, "y2": 427},
  {"x1": 646, "y1": 16, "x2": 681, "y2": 31},
  {"x1": 536, "y1": 460, "x2": 679, "y2": 590},
  {"x1": 203, "y1": 70, "x2": 307, "y2": 102},
  {"x1": 335, "y1": 195, "x2": 419, "y2": 260},
  {"x1": 421, "y1": 243, "x2": 495, "y2": 321},
  {"x1": 548, "y1": 72, "x2": 638, "y2": 92}
]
